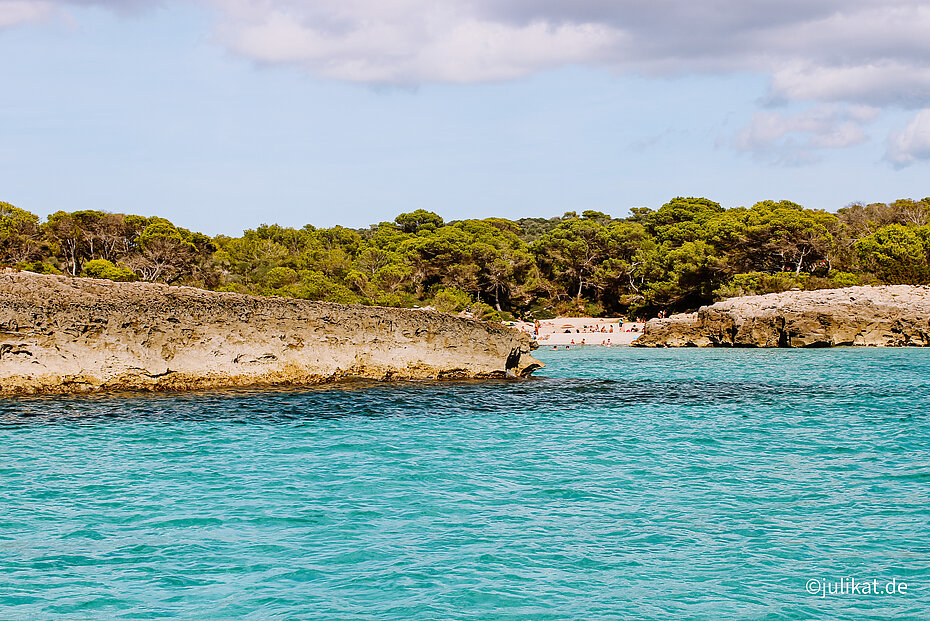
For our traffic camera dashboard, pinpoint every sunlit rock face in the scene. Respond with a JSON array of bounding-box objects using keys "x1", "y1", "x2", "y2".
[
  {"x1": 635, "y1": 286, "x2": 930, "y2": 348},
  {"x1": 0, "y1": 272, "x2": 541, "y2": 395}
]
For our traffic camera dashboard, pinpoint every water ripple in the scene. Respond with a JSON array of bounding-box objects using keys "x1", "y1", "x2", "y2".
[{"x1": 1, "y1": 348, "x2": 929, "y2": 619}]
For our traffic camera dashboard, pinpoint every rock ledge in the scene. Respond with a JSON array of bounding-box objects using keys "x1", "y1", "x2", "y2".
[
  {"x1": 0, "y1": 272, "x2": 542, "y2": 395},
  {"x1": 634, "y1": 285, "x2": 930, "y2": 348}
]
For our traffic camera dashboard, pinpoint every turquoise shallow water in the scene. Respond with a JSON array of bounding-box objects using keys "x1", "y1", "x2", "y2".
[{"x1": 1, "y1": 348, "x2": 928, "y2": 619}]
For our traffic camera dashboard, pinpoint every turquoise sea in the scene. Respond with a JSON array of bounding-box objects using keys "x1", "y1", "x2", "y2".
[{"x1": 1, "y1": 348, "x2": 928, "y2": 619}]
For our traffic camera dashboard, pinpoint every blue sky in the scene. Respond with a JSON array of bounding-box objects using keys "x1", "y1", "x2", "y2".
[{"x1": 1, "y1": 1, "x2": 929, "y2": 235}]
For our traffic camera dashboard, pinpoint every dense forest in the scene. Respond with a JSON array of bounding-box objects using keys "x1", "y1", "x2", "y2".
[{"x1": 2, "y1": 196, "x2": 929, "y2": 320}]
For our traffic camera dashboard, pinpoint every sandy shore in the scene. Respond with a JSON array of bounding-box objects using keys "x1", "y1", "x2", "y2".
[{"x1": 507, "y1": 317, "x2": 644, "y2": 346}]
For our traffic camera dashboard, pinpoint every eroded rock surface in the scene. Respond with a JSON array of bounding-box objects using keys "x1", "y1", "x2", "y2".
[
  {"x1": 634, "y1": 285, "x2": 930, "y2": 348},
  {"x1": 0, "y1": 272, "x2": 542, "y2": 395}
]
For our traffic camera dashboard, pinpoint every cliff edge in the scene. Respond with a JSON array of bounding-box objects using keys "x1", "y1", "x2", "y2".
[
  {"x1": 0, "y1": 272, "x2": 542, "y2": 395},
  {"x1": 634, "y1": 285, "x2": 930, "y2": 348}
]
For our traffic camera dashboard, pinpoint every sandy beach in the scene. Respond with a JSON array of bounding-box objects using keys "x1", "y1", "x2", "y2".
[{"x1": 508, "y1": 317, "x2": 644, "y2": 346}]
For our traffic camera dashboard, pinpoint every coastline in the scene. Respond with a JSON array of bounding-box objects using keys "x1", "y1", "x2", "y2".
[
  {"x1": 634, "y1": 285, "x2": 930, "y2": 347},
  {"x1": 508, "y1": 317, "x2": 644, "y2": 347},
  {"x1": 0, "y1": 272, "x2": 543, "y2": 396}
]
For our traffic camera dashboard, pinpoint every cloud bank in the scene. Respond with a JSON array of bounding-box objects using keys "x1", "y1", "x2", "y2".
[
  {"x1": 201, "y1": 0, "x2": 930, "y2": 163},
  {"x1": 13, "y1": 0, "x2": 925, "y2": 103},
  {"x1": 5, "y1": 0, "x2": 930, "y2": 163},
  {"x1": 200, "y1": 0, "x2": 930, "y2": 106}
]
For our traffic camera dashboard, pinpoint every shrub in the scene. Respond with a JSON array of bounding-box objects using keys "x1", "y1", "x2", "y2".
[
  {"x1": 829, "y1": 271, "x2": 861, "y2": 288},
  {"x1": 714, "y1": 272, "x2": 800, "y2": 299},
  {"x1": 430, "y1": 287, "x2": 472, "y2": 313},
  {"x1": 471, "y1": 302, "x2": 502, "y2": 322},
  {"x1": 82, "y1": 259, "x2": 136, "y2": 282},
  {"x1": 16, "y1": 261, "x2": 62, "y2": 275},
  {"x1": 265, "y1": 266, "x2": 298, "y2": 289}
]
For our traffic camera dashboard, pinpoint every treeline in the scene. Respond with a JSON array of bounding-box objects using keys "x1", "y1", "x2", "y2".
[{"x1": 2, "y1": 197, "x2": 929, "y2": 319}]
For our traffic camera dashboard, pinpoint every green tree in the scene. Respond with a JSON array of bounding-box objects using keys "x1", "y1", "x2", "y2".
[
  {"x1": 127, "y1": 220, "x2": 199, "y2": 282},
  {"x1": 640, "y1": 197, "x2": 725, "y2": 245},
  {"x1": 454, "y1": 219, "x2": 533, "y2": 311},
  {"x1": 533, "y1": 216, "x2": 609, "y2": 299},
  {"x1": 45, "y1": 211, "x2": 85, "y2": 275},
  {"x1": 394, "y1": 210, "x2": 444, "y2": 234},
  {"x1": 855, "y1": 224, "x2": 930, "y2": 284},
  {"x1": 589, "y1": 221, "x2": 649, "y2": 309},
  {"x1": 0, "y1": 202, "x2": 44, "y2": 265},
  {"x1": 746, "y1": 201, "x2": 836, "y2": 275}
]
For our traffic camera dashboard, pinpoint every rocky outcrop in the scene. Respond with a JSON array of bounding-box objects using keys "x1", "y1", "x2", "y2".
[
  {"x1": 0, "y1": 272, "x2": 542, "y2": 395},
  {"x1": 634, "y1": 285, "x2": 930, "y2": 347}
]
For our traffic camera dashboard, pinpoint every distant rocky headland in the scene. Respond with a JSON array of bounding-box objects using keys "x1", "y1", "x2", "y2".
[
  {"x1": 635, "y1": 285, "x2": 930, "y2": 347},
  {"x1": 0, "y1": 272, "x2": 542, "y2": 396}
]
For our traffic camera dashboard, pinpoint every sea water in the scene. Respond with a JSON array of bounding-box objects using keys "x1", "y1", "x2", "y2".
[{"x1": 1, "y1": 348, "x2": 928, "y2": 619}]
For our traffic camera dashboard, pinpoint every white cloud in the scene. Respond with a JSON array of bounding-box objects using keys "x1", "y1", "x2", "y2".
[
  {"x1": 6, "y1": 0, "x2": 930, "y2": 104},
  {"x1": 886, "y1": 109, "x2": 930, "y2": 166},
  {"x1": 212, "y1": 2, "x2": 622, "y2": 84},
  {"x1": 732, "y1": 105, "x2": 879, "y2": 164},
  {"x1": 200, "y1": 0, "x2": 930, "y2": 104},
  {"x1": 0, "y1": 1, "x2": 54, "y2": 28},
  {"x1": 5, "y1": 0, "x2": 930, "y2": 163},
  {"x1": 769, "y1": 62, "x2": 930, "y2": 107}
]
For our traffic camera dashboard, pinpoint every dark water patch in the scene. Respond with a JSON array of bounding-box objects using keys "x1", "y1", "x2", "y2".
[{"x1": 0, "y1": 376, "x2": 901, "y2": 428}]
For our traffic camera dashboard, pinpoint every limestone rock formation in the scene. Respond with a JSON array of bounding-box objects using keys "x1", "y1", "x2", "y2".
[
  {"x1": 634, "y1": 285, "x2": 930, "y2": 348},
  {"x1": 0, "y1": 272, "x2": 542, "y2": 395}
]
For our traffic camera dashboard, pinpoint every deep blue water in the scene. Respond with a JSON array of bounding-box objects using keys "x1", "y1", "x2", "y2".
[{"x1": 1, "y1": 348, "x2": 928, "y2": 619}]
